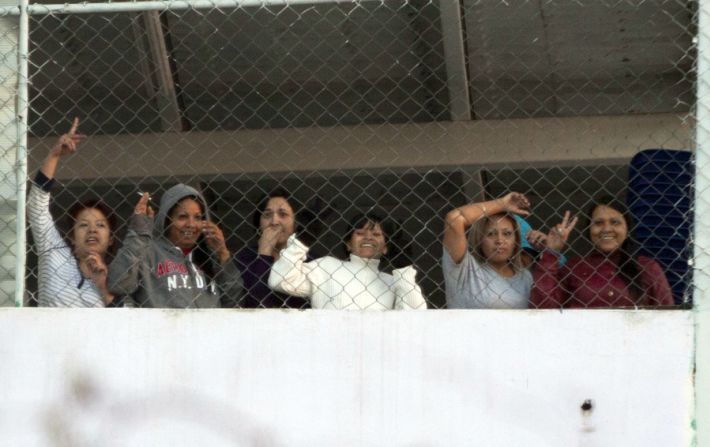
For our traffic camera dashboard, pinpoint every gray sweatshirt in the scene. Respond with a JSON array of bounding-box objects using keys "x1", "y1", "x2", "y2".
[{"x1": 107, "y1": 184, "x2": 243, "y2": 308}]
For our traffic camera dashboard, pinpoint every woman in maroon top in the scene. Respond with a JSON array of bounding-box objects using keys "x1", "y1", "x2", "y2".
[{"x1": 530, "y1": 197, "x2": 673, "y2": 308}]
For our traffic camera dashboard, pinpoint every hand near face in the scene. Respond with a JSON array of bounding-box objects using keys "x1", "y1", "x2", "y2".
[
  {"x1": 499, "y1": 192, "x2": 531, "y2": 216},
  {"x1": 545, "y1": 211, "x2": 578, "y2": 252},
  {"x1": 80, "y1": 252, "x2": 108, "y2": 288},
  {"x1": 134, "y1": 193, "x2": 155, "y2": 217},
  {"x1": 259, "y1": 196, "x2": 296, "y2": 252},
  {"x1": 202, "y1": 220, "x2": 230, "y2": 264},
  {"x1": 257, "y1": 225, "x2": 283, "y2": 256},
  {"x1": 526, "y1": 229, "x2": 548, "y2": 251},
  {"x1": 80, "y1": 252, "x2": 116, "y2": 304},
  {"x1": 50, "y1": 117, "x2": 86, "y2": 158}
]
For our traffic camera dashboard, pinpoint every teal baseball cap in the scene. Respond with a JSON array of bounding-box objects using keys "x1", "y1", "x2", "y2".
[
  {"x1": 514, "y1": 215, "x2": 535, "y2": 252},
  {"x1": 514, "y1": 214, "x2": 567, "y2": 266}
]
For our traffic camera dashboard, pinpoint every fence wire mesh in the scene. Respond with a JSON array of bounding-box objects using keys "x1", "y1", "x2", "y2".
[{"x1": 13, "y1": 0, "x2": 697, "y2": 309}]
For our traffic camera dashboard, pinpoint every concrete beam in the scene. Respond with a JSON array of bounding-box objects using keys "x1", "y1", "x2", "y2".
[
  {"x1": 132, "y1": 11, "x2": 182, "y2": 132},
  {"x1": 8, "y1": 0, "x2": 383, "y2": 16},
  {"x1": 27, "y1": 113, "x2": 692, "y2": 181},
  {"x1": 439, "y1": 0, "x2": 471, "y2": 121}
]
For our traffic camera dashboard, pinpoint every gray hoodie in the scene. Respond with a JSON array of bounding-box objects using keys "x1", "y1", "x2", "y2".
[{"x1": 108, "y1": 184, "x2": 243, "y2": 308}]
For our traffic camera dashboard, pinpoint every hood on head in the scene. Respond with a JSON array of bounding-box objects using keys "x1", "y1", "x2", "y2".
[{"x1": 154, "y1": 184, "x2": 210, "y2": 236}]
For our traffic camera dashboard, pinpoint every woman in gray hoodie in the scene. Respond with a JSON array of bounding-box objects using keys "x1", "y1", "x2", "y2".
[{"x1": 107, "y1": 184, "x2": 243, "y2": 308}]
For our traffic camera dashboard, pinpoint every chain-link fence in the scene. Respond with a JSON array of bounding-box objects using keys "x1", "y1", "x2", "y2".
[{"x1": 7, "y1": 0, "x2": 696, "y2": 309}]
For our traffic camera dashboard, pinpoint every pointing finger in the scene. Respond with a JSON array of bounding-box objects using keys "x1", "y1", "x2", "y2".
[{"x1": 69, "y1": 117, "x2": 79, "y2": 135}]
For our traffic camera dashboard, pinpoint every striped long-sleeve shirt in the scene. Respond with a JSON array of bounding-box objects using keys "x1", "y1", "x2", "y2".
[{"x1": 28, "y1": 172, "x2": 104, "y2": 307}]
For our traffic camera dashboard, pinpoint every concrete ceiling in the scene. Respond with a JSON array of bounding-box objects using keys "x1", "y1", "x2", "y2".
[
  {"x1": 464, "y1": 0, "x2": 694, "y2": 118},
  {"x1": 27, "y1": 0, "x2": 694, "y2": 136}
]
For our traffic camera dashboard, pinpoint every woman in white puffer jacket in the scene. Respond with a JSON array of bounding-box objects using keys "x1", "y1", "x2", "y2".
[{"x1": 269, "y1": 211, "x2": 427, "y2": 310}]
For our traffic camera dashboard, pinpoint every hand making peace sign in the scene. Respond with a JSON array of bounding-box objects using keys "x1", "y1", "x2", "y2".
[{"x1": 544, "y1": 211, "x2": 578, "y2": 252}]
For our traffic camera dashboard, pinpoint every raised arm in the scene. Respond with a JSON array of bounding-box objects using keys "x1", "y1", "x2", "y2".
[
  {"x1": 107, "y1": 193, "x2": 155, "y2": 295},
  {"x1": 443, "y1": 192, "x2": 530, "y2": 264},
  {"x1": 27, "y1": 175, "x2": 63, "y2": 253},
  {"x1": 39, "y1": 117, "x2": 86, "y2": 180},
  {"x1": 530, "y1": 211, "x2": 578, "y2": 308},
  {"x1": 28, "y1": 118, "x2": 86, "y2": 252},
  {"x1": 268, "y1": 234, "x2": 314, "y2": 298}
]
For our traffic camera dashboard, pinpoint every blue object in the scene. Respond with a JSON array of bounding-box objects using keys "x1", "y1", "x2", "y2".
[
  {"x1": 514, "y1": 215, "x2": 567, "y2": 267},
  {"x1": 628, "y1": 149, "x2": 693, "y2": 305},
  {"x1": 514, "y1": 215, "x2": 534, "y2": 251}
]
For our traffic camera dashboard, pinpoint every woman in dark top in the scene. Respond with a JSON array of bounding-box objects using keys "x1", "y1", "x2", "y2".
[
  {"x1": 235, "y1": 190, "x2": 310, "y2": 308},
  {"x1": 531, "y1": 196, "x2": 673, "y2": 308}
]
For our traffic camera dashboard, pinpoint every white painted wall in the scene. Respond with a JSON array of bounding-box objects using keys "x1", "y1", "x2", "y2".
[{"x1": 0, "y1": 309, "x2": 693, "y2": 446}]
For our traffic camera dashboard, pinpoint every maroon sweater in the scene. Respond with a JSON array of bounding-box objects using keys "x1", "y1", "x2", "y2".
[{"x1": 531, "y1": 250, "x2": 674, "y2": 308}]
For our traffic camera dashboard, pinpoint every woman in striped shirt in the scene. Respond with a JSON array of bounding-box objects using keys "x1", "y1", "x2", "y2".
[{"x1": 28, "y1": 118, "x2": 117, "y2": 307}]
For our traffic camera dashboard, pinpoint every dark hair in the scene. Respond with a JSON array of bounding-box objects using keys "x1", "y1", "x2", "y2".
[
  {"x1": 586, "y1": 196, "x2": 643, "y2": 301},
  {"x1": 342, "y1": 210, "x2": 396, "y2": 267},
  {"x1": 343, "y1": 210, "x2": 391, "y2": 247},
  {"x1": 164, "y1": 195, "x2": 206, "y2": 236},
  {"x1": 65, "y1": 198, "x2": 117, "y2": 257},
  {"x1": 251, "y1": 189, "x2": 301, "y2": 233},
  {"x1": 165, "y1": 196, "x2": 215, "y2": 279},
  {"x1": 343, "y1": 210, "x2": 416, "y2": 273}
]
